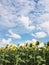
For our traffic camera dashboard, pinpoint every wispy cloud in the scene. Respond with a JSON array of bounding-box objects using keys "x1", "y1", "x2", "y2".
[{"x1": 6, "y1": 29, "x2": 21, "y2": 39}]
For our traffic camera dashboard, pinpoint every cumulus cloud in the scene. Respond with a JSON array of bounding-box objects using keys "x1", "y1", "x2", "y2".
[
  {"x1": 40, "y1": 22, "x2": 49, "y2": 34},
  {"x1": 32, "y1": 32, "x2": 47, "y2": 38},
  {"x1": 32, "y1": 39, "x2": 37, "y2": 43},
  {"x1": 0, "y1": 38, "x2": 11, "y2": 47},
  {"x1": 19, "y1": 15, "x2": 35, "y2": 31},
  {"x1": 38, "y1": 42, "x2": 44, "y2": 47}
]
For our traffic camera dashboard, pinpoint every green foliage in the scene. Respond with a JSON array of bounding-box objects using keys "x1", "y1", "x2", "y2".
[{"x1": 0, "y1": 41, "x2": 49, "y2": 65}]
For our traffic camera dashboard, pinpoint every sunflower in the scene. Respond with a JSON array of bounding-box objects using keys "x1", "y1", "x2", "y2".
[
  {"x1": 36, "y1": 40, "x2": 40, "y2": 46},
  {"x1": 47, "y1": 41, "x2": 49, "y2": 46}
]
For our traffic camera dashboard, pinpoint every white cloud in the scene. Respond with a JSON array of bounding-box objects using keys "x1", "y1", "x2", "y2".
[
  {"x1": 38, "y1": 13, "x2": 49, "y2": 23},
  {"x1": 18, "y1": 0, "x2": 35, "y2": 15},
  {"x1": 0, "y1": 0, "x2": 35, "y2": 33},
  {"x1": 38, "y1": 42, "x2": 44, "y2": 47},
  {"x1": 6, "y1": 30, "x2": 21, "y2": 39},
  {"x1": 32, "y1": 39, "x2": 37, "y2": 43},
  {"x1": 19, "y1": 15, "x2": 35, "y2": 31},
  {"x1": 0, "y1": 3, "x2": 17, "y2": 28},
  {"x1": 19, "y1": 43, "x2": 25, "y2": 46},
  {"x1": 32, "y1": 32, "x2": 47, "y2": 38},
  {"x1": 36, "y1": 11, "x2": 49, "y2": 35},
  {"x1": 36, "y1": 32, "x2": 47, "y2": 38},
  {"x1": 0, "y1": 0, "x2": 49, "y2": 43},
  {"x1": 40, "y1": 21, "x2": 49, "y2": 34},
  {"x1": 19, "y1": 0, "x2": 27, "y2": 2},
  {"x1": 39, "y1": 0, "x2": 49, "y2": 12},
  {"x1": 0, "y1": 38, "x2": 11, "y2": 47},
  {"x1": 19, "y1": 16, "x2": 31, "y2": 26}
]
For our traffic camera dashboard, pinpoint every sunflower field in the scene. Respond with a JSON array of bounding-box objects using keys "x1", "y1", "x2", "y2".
[{"x1": 0, "y1": 40, "x2": 49, "y2": 65}]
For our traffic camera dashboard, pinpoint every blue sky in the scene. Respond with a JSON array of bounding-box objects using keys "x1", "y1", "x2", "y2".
[{"x1": 0, "y1": 0, "x2": 49, "y2": 47}]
